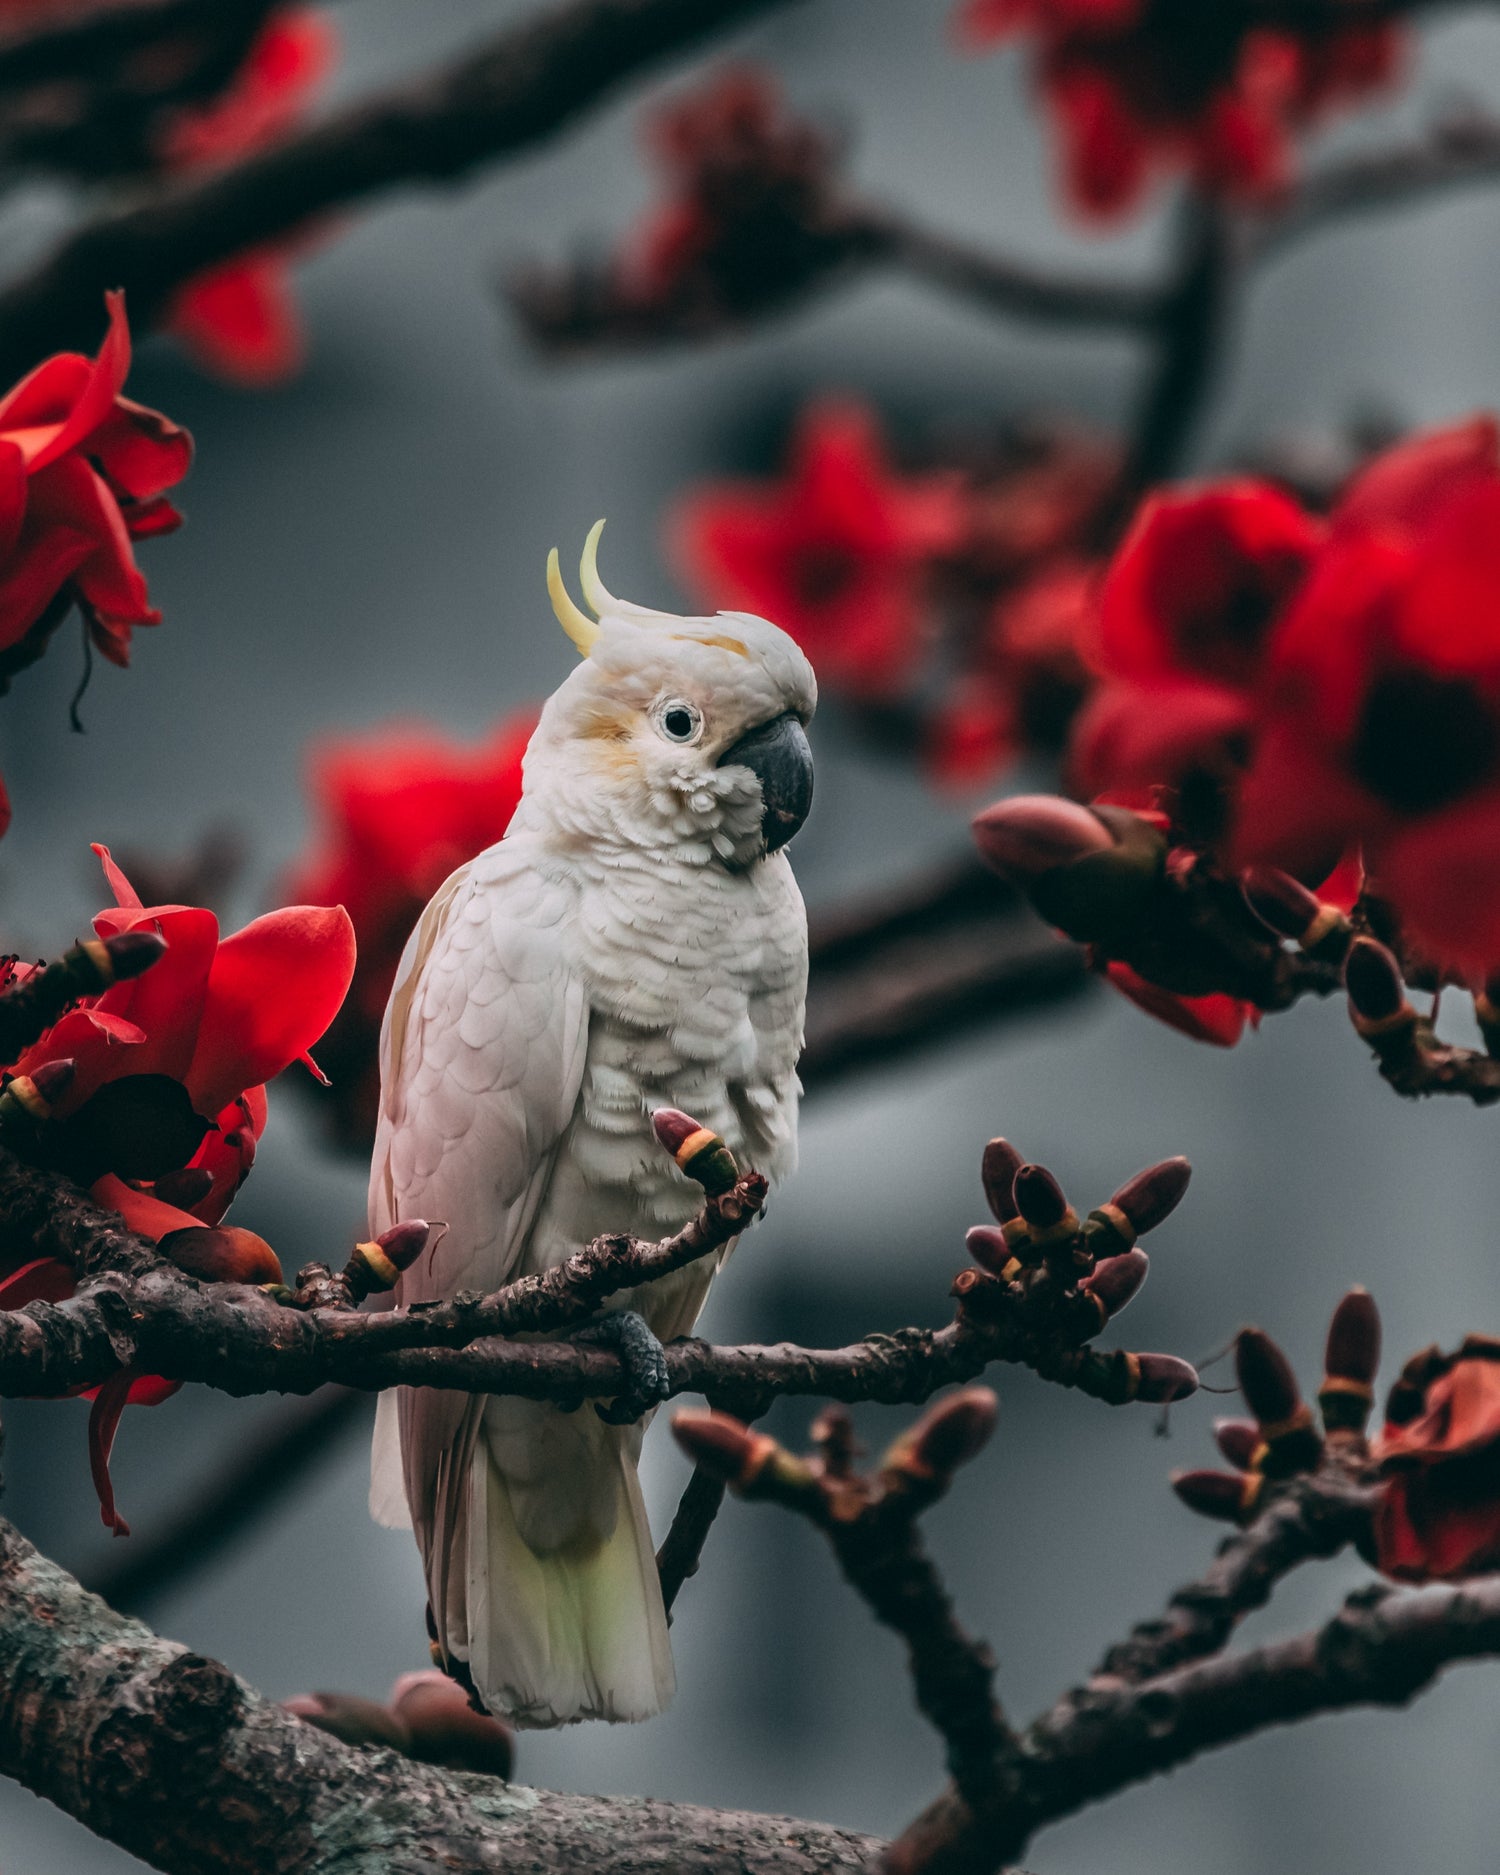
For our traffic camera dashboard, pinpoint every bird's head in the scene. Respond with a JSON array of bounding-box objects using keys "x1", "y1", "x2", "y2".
[{"x1": 518, "y1": 521, "x2": 816, "y2": 870}]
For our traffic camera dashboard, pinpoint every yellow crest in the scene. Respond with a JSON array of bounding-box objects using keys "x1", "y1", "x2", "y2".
[{"x1": 548, "y1": 518, "x2": 623, "y2": 657}]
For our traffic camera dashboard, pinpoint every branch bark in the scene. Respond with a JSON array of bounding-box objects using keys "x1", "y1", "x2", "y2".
[
  {"x1": 0, "y1": 0, "x2": 806, "y2": 379},
  {"x1": 0, "y1": 1516, "x2": 881, "y2": 1874}
]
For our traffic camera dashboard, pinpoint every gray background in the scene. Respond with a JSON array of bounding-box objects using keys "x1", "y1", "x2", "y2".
[{"x1": 4, "y1": 1, "x2": 1500, "y2": 1868}]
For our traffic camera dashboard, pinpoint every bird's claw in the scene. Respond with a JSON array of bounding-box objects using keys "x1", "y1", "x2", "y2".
[{"x1": 570, "y1": 1309, "x2": 670, "y2": 1424}]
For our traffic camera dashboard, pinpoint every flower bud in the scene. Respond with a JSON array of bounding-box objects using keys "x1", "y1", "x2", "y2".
[
  {"x1": 159, "y1": 1224, "x2": 283, "y2": 1286},
  {"x1": 1079, "y1": 1248, "x2": 1149, "y2": 1320},
  {"x1": 101, "y1": 929, "x2": 168, "y2": 981},
  {"x1": 150, "y1": 1165, "x2": 215, "y2": 1210},
  {"x1": 970, "y1": 794, "x2": 1115, "y2": 882},
  {"x1": 1013, "y1": 1163, "x2": 1068, "y2": 1232},
  {"x1": 1240, "y1": 865, "x2": 1327, "y2": 942},
  {"x1": 28, "y1": 1058, "x2": 76, "y2": 1108},
  {"x1": 1213, "y1": 1417, "x2": 1261, "y2": 1469},
  {"x1": 1320, "y1": 1287, "x2": 1382, "y2": 1435},
  {"x1": 671, "y1": 1409, "x2": 778, "y2": 1490},
  {"x1": 1108, "y1": 1157, "x2": 1191, "y2": 1237},
  {"x1": 652, "y1": 1108, "x2": 740, "y2": 1195},
  {"x1": 390, "y1": 1670, "x2": 513, "y2": 1779},
  {"x1": 1325, "y1": 1287, "x2": 1381, "y2": 1386},
  {"x1": 886, "y1": 1388, "x2": 998, "y2": 1484},
  {"x1": 283, "y1": 1692, "x2": 409, "y2": 1752},
  {"x1": 1172, "y1": 1469, "x2": 1258, "y2": 1522},
  {"x1": 0, "y1": 1059, "x2": 76, "y2": 1131},
  {"x1": 1345, "y1": 937, "x2": 1407, "y2": 1024},
  {"x1": 1132, "y1": 1352, "x2": 1198, "y2": 1402},
  {"x1": 1235, "y1": 1326, "x2": 1301, "y2": 1426},
  {"x1": 347, "y1": 1219, "x2": 433, "y2": 1293},
  {"x1": 1236, "y1": 1326, "x2": 1321, "y2": 1471},
  {"x1": 980, "y1": 1137, "x2": 1023, "y2": 1223},
  {"x1": 965, "y1": 1224, "x2": 1018, "y2": 1278}
]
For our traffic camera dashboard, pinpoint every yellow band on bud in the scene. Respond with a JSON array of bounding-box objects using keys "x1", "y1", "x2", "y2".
[
  {"x1": 1259, "y1": 1404, "x2": 1315, "y2": 1445},
  {"x1": 1024, "y1": 1210, "x2": 1080, "y2": 1250},
  {"x1": 1093, "y1": 1202, "x2": 1136, "y2": 1248},
  {"x1": 1001, "y1": 1217, "x2": 1031, "y2": 1249},
  {"x1": 5, "y1": 1076, "x2": 47, "y2": 1121},
  {"x1": 998, "y1": 1257, "x2": 1022, "y2": 1284},
  {"x1": 1240, "y1": 1471, "x2": 1264, "y2": 1516},
  {"x1": 1354, "y1": 1004, "x2": 1417, "y2": 1040},
  {"x1": 355, "y1": 1240, "x2": 402, "y2": 1289},
  {"x1": 78, "y1": 937, "x2": 113, "y2": 985},
  {"x1": 1318, "y1": 1375, "x2": 1374, "y2": 1403},
  {"x1": 674, "y1": 1128, "x2": 718, "y2": 1168},
  {"x1": 1121, "y1": 1350, "x2": 1142, "y2": 1400},
  {"x1": 1300, "y1": 905, "x2": 1344, "y2": 950}
]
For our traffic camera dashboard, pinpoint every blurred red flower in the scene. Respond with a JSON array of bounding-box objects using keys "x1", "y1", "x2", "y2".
[
  {"x1": 1071, "y1": 480, "x2": 1321, "y2": 806},
  {"x1": 0, "y1": 290, "x2": 191, "y2": 671},
  {"x1": 1103, "y1": 960, "x2": 1253, "y2": 1048},
  {"x1": 1376, "y1": 1349, "x2": 1500, "y2": 1581},
  {"x1": 0, "y1": 846, "x2": 354, "y2": 1531},
  {"x1": 1237, "y1": 418, "x2": 1500, "y2": 971},
  {"x1": 157, "y1": 9, "x2": 337, "y2": 385},
  {"x1": 623, "y1": 65, "x2": 838, "y2": 308},
  {"x1": 670, "y1": 399, "x2": 966, "y2": 698},
  {"x1": 282, "y1": 713, "x2": 535, "y2": 1148},
  {"x1": 955, "y1": 0, "x2": 1402, "y2": 220}
]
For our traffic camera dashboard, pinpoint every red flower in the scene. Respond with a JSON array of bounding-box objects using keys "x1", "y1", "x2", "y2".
[
  {"x1": 1376, "y1": 1350, "x2": 1500, "y2": 1581},
  {"x1": 0, "y1": 847, "x2": 353, "y2": 1531},
  {"x1": 156, "y1": 10, "x2": 337, "y2": 386},
  {"x1": 0, "y1": 290, "x2": 191, "y2": 667},
  {"x1": 955, "y1": 0, "x2": 1403, "y2": 220},
  {"x1": 1071, "y1": 480, "x2": 1322, "y2": 816},
  {"x1": 670, "y1": 399, "x2": 966, "y2": 698},
  {"x1": 282, "y1": 713, "x2": 534, "y2": 1148},
  {"x1": 1237, "y1": 419, "x2": 1500, "y2": 971}
]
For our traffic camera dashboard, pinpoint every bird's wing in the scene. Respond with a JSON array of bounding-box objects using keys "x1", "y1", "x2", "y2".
[{"x1": 367, "y1": 841, "x2": 589, "y2": 1625}]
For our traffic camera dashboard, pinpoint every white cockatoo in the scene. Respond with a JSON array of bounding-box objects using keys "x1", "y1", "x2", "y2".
[{"x1": 368, "y1": 522, "x2": 815, "y2": 1728}]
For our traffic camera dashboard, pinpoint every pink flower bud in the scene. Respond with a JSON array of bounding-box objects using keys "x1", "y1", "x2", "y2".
[
  {"x1": 1133, "y1": 1353, "x2": 1198, "y2": 1402},
  {"x1": 390, "y1": 1670, "x2": 513, "y2": 1779},
  {"x1": 1172, "y1": 1469, "x2": 1251, "y2": 1521},
  {"x1": 1325, "y1": 1287, "x2": 1381, "y2": 1386},
  {"x1": 151, "y1": 1165, "x2": 215, "y2": 1209},
  {"x1": 965, "y1": 1224, "x2": 1015, "y2": 1276},
  {"x1": 671, "y1": 1408, "x2": 765, "y2": 1485},
  {"x1": 1236, "y1": 1327, "x2": 1302, "y2": 1426},
  {"x1": 1213, "y1": 1417, "x2": 1261, "y2": 1469},
  {"x1": 1345, "y1": 937, "x2": 1406, "y2": 1022},
  {"x1": 981, "y1": 1137, "x2": 1023, "y2": 1223},
  {"x1": 282, "y1": 1691, "x2": 409, "y2": 1751},
  {"x1": 103, "y1": 929, "x2": 167, "y2": 981},
  {"x1": 376, "y1": 1219, "x2": 432, "y2": 1275},
  {"x1": 1013, "y1": 1163, "x2": 1068, "y2": 1230},
  {"x1": 1080, "y1": 1248, "x2": 1149, "y2": 1318},
  {"x1": 1241, "y1": 864, "x2": 1321, "y2": 941},
  {"x1": 1108, "y1": 1157, "x2": 1191, "y2": 1235},
  {"x1": 652, "y1": 1108, "x2": 707, "y2": 1157},
  {"x1": 904, "y1": 1387, "x2": 998, "y2": 1476},
  {"x1": 971, "y1": 794, "x2": 1115, "y2": 882},
  {"x1": 27, "y1": 1058, "x2": 75, "y2": 1107}
]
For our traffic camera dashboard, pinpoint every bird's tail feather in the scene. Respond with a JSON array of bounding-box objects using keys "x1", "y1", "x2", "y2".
[{"x1": 459, "y1": 1414, "x2": 674, "y2": 1727}]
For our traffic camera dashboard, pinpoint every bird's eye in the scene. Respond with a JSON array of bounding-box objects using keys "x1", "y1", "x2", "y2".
[{"x1": 658, "y1": 701, "x2": 701, "y2": 744}]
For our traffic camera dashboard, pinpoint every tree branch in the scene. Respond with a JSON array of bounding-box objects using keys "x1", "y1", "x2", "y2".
[
  {"x1": 0, "y1": 1516, "x2": 881, "y2": 1875},
  {"x1": 0, "y1": 0, "x2": 806, "y2": 380}
]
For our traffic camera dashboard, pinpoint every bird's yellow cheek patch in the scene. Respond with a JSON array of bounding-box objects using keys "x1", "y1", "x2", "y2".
[{"x1": 577, "y1": 704, "x2": 638, "y2": 743}]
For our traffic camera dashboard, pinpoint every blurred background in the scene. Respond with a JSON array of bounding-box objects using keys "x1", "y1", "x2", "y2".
[{"x1": 5, "y1": 0, "x2": 1500, "y2": 1868}]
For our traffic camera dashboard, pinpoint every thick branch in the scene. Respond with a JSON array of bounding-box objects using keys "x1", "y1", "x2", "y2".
[
  {"x1": 0, "y1": 0, "x2": 805, "y2": 379},
  {"x1": 0, "y1": 1518, "x2": 880, "y2": 1875}
]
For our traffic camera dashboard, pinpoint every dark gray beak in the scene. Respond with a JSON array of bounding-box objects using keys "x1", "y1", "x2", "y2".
[{"x1": 717, "y1": 711, "x2": 814, "y2": 854}]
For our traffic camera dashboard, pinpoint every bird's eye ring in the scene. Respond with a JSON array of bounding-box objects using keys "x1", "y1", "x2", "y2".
[{"x1": 658, "y1": 701, "x2": 702, "y2": 744}]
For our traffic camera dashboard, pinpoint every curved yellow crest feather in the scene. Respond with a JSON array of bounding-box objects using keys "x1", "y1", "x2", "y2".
[
  {"x1": 547, "y1": 543, "x2": 600, "y2": 656},
  {"x1": 579, "y1": 517, "x2": 619, "y2": 617}
]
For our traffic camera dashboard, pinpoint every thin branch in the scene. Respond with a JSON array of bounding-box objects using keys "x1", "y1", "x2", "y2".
[
  {"x1": 656, "y1": 1463, "x2": 731, "y2": 1614},
  {"x1": 0, "y1": 0, "x2": 806, "y2": 380},
  {"x1": 0, "y1": 1147, "x2": 1189, "y2": 1417}
]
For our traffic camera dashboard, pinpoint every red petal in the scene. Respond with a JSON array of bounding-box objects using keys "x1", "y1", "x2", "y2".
[
  {"x1": 91, "y1": 841, "x2": 143, "y2": 910},
  {"x1": 185, "y1": 904, "x2": 356, "y2": 1115},
  {"x1": 0, "y1": 290, "x2": 130, "y2": 472},
  {"x1": 1336, "y1": 417, "x2": 1500, "y2": 538},
  {"x1": 1105, "y1": 961, "x2": 1250, "y2": 1046},
  {"x1": 0, "y1": 1258, "x2": 75, "y2": 1308},
  {"x1": 166, "y1": 258, "x2": 306, "y2": 389},
  {"x1": 87, "y1": 1368, "x2": 136, "y2": 1537}
]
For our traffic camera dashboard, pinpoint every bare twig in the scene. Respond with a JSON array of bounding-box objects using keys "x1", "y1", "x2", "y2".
[
  {"x1": 656, "y1": 1463, "x2": 731, "y2": 1614},
  {"x1": 0, "y1": 0, "x2": 806, "y2": 380}
]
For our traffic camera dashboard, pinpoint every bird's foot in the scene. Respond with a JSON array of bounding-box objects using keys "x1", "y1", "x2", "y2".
[{"x1": 570, "y1": 1310, "x2": 670, "y2": 1424}]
